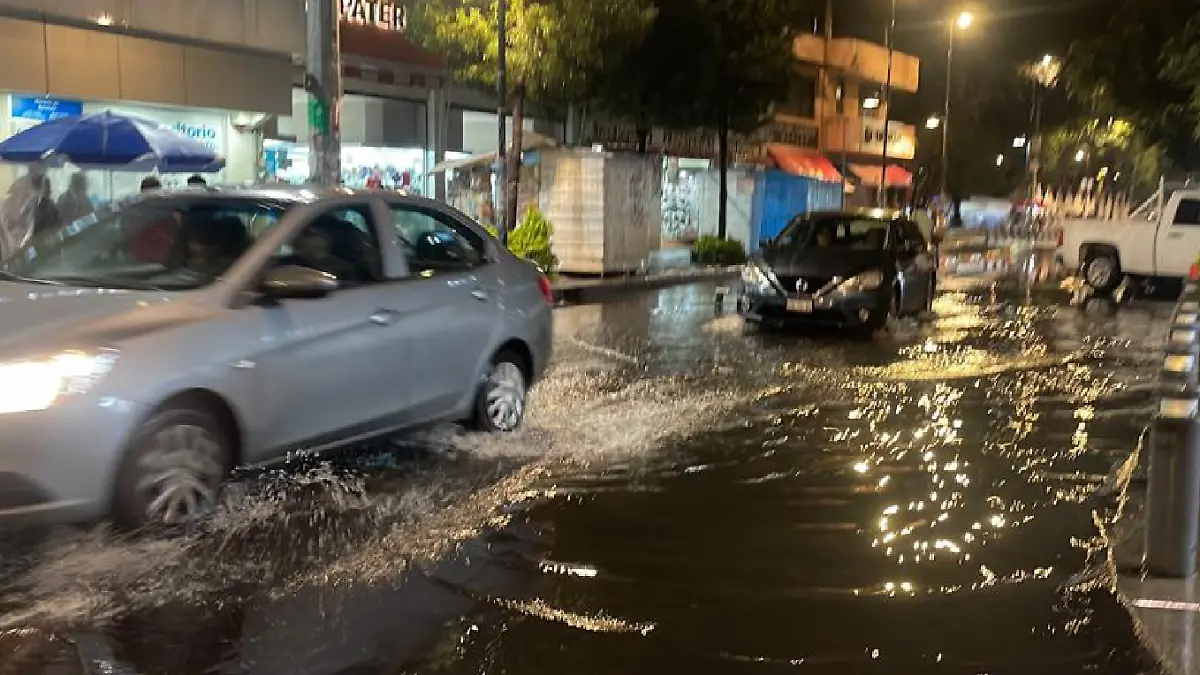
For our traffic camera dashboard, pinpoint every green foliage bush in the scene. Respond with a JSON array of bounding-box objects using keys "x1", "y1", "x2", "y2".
[
  {"x1": 692, "y1": 235, "x2": 747, "y2": 265},
  {"x1": 508, "y1": 206, "x2": 559, "y2": 274}
]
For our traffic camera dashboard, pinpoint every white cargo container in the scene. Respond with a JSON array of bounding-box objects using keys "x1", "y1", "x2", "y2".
[{"x1": 538, "y1": 149, "x2": 661, "y2": 274}]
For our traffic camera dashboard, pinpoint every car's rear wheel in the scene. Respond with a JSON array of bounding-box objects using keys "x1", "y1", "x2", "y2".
[
  {"x1": 1082, "y1": 252, "x2": 1121, "y2": 292},
  {"x1": 111, "y1": 405, "x2": 232, "y2": 530},
  {"x1": 472, "y1": 350, "x2": 529, "y2": 432}
]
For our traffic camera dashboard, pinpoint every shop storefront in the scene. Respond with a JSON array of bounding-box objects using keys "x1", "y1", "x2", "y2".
[{"x1": 0, "y1": 92, "x2": 266, "y2": 205}]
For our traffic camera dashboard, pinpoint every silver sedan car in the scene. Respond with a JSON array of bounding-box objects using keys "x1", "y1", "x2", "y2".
[{"x1": 0, "y1": 186, "x2": 553, "y2": 529}]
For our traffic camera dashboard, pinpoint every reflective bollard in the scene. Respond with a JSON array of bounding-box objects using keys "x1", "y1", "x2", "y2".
[{"x1": 1146, "y1": 394, "x2": 1200, "y2": 578}]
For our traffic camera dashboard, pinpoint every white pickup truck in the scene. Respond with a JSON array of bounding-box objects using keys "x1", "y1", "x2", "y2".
[{"x1": 1059, "y1": 187, "x2": 1200, "y2": 291}]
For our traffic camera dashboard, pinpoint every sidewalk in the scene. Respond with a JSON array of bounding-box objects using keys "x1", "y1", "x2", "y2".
[{"x1": 551, "y1": 266, "x2": 737, "y2": 305}]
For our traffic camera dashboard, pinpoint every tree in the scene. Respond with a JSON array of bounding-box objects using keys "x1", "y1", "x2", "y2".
[
  {"x1": 1062, "y1": 0, "x2": 1200, "y2": 169},
  {"x1": 597, "y1": 0, "x2": 804, "y2": 239},
  {"x1": 1038, "y1": 116, "x2": 1167, "y2": 200},
  {"x1": 411, "y1": 0, "x2": 654, "y2": 233}
]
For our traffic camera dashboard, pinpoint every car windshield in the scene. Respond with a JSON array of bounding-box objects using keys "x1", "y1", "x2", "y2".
[
  {"x1": 774, "y1": 215, "x2": 891, "y2": 253},
  {"x1": 0, "y1": 196, "x2": 289, "y2": 291}
]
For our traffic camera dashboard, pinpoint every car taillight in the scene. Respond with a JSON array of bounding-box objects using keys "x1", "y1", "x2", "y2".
[{"x1": 537, "y1": 274, "x2": 554, "y2": 305}]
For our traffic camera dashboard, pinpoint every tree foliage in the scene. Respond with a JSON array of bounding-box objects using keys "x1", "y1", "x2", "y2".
[
  {"x1": 1062, "y1": 0, "x2": 1200, "y2": 168},
  {"x1": 410, "y1": 0, "x2": 654, "y2": 111},
  {"x1": 1038, "y1": 117, "x2": 1167, "y2": 198}
]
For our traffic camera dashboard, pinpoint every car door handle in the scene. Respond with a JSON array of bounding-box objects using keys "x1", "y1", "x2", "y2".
[
  {"x1": 369, "y1": 309, "x2": 398, "y2": 325},
  {"x1": 1168, "y1": 232, "x2": 1185, "y2": 239}
]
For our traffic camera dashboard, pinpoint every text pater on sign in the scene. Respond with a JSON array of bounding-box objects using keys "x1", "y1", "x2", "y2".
[{"x1": 341, "y1": 0, "x2": 406, "y2": 31}]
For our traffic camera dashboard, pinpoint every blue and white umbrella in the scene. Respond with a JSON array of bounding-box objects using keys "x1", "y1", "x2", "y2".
[{"x1": 0, "y1": 110, "x2": 225, "y2": 173}]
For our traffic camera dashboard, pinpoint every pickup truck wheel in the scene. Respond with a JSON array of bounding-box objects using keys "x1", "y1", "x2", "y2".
[{"x1": 1082, "y1": 254, "x2": 1121, "y2": 293}]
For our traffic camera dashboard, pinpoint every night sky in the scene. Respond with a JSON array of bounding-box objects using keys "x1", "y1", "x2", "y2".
[{"x1": 810, "y1": 0, "x2": 1107, "y2": 123}]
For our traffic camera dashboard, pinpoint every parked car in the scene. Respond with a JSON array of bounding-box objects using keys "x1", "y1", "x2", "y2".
[
  {"x1": 737, "y1": 210, "x2": 938, "y2": 332},
  {"x1": 1058, "y1": 188, "x2": 1200, "y2": 292},
  {"x1": 0, "y1": 186, "x2": 554, "y2": 529}
]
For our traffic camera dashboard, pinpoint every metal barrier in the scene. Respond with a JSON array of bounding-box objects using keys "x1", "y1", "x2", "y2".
[{"x1": 1146, "y1": 283, "x2": 1200, "y2": 577}]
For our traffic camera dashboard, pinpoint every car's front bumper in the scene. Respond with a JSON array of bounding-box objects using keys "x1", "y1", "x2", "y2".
[
  {"x1": 738, "y1": 285, "x2": 887, "y2": 327},
  {"x1": 0, "y1": 399, "x2": 144, "y2": 528}
]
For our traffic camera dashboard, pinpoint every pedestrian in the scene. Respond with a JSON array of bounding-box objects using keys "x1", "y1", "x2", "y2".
[
  {"x1": 187, "y1": 174, "x2": 207, "y2": 187},
  {"x1": 130, "y1": 175, "x2": 174, "y2": 263},
  {"x1": 31, "y1": 176, "x2": 61, "y2": 238},
  {"x1": 56, "y1": 172, "x2": 94, "y2": 226}
]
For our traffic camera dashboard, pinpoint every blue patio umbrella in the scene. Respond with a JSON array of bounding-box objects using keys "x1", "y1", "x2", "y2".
[{"x1": 0, "y1": 110, "x2": 224, "y2": 172}]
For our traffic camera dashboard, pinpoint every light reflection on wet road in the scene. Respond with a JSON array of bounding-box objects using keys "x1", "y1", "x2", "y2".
[{"x1": 0, "y1": 270, "x2": 1177, "y2": 674}]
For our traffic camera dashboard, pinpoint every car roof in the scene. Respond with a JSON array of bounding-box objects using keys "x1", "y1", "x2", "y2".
[
  {"x1": 128, "y1": 184, "x2": 438, "y2": 207},
  {"x1": 802, "y1": 208, "x2": 906, "y2": 221}
]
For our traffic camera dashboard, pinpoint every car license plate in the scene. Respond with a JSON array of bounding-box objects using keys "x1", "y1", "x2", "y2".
[{"x1": 787, "y1": 297, "x2": 813, "y2": 313}]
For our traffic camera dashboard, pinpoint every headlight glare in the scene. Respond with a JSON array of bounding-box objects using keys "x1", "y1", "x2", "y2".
[
  {"x1": 0, "y1": 351, "x2": 117, "y2": 414},
  {"x1": 837, "y1": 270, "x2": 885, "y2": 293}
]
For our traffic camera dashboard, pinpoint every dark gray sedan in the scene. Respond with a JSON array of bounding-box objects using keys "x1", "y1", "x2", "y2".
[
  {"x1": 738, "y1": 210, "x2": 938, "y2": 332},
  {"x1": 0, "y1": 186, "x2": 553, "y2": 528}
]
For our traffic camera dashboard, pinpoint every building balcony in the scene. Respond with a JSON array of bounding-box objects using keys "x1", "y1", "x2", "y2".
[
  {"x1": 822, "y1": 117, "x2": 916, "y2": 160},
  {"x1": 793, "y1": 34, "x2": 919, "y2": 92}
]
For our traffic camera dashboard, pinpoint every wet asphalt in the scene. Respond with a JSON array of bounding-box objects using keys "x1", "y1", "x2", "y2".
[{"x1": 0, "y1": 257, "x2": 1177, "y2": 675}]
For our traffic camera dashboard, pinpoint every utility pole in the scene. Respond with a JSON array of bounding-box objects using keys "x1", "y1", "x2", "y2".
[
  {"x1": 879, "y1": 0, "x2": 896, "y2": 208},
  {"x1": 495, "y1": 0, "x2": 508, "y2": 245},
  {"x1": 939, "y1": 27, "x2": 954, "y2": 200},
  {"x1": 306, "y1": 0, "x2": 342, "y2": 186}
]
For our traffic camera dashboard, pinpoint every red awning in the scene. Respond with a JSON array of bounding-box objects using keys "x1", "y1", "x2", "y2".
[
  {"x1": 848, "y1": 164, "x2": 913, "y2": 188},
  {"x1": 765, "y1": 144, "x2": 843, "y2": 182}
]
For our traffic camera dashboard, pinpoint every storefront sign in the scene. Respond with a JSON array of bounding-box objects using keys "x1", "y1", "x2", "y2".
[
  {"x1": 860, "y1": 119, "x2": 915, "y2": 159},
  {"x1": 174, "y1": 122, "x2": 219, "y2": 151},
  {"x1": 341, "y1": 0, "x2": 407, "y2": 31},
  {"x1": 11, "y1": 96, "x2": 83, "y2": 123}
]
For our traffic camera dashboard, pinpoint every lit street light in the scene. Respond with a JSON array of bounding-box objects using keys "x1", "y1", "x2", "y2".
[
  {"x1": 995, "y1": 154, "x2": 1005, "y2": 167},
  {"x1": 940, "y1": 10, "x2": 975, "y2": 199},
  {"x1": 1074, "y1": 149, "x2": 1086, "y2": 162},
  {"x1": 863, "y1": 96, "x2": 881, "y2": 110},
  {"x1": 925, "y1": 115, "x2": 941, "y2": 130},
  {"x1": 1013, "y1": 136, "x2": 1027, "y2": 148}
]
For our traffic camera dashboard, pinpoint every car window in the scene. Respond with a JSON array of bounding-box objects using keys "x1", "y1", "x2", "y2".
[
  {"x1": 1173, "y1": 199, "x2": 1200, "y2": 226},
  {"x1": 271, "y1": 205, "x2": 384, "y2": 287},
  {"x1": 0, "y1": 196, "x2": 289, "y2": 291},
  {"x1": 389, "y1": 205, "x2": 485, "y2": 277},
  {"x1": 775, "y1": 216, "x2": 890, "y2": 252}
]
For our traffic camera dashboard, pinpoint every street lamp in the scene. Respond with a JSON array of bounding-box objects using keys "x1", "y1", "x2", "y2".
[
  {"x1": 1074, "y1": 149, "x2": 1086, "y2": 162},
  {"x1": 863, "y1": 96, "x2": 881, "y2": 110},
  {"x1": 1013, "y1": 136, "x2": 1027, "y2": 148},
  {"x1": 939, "y1": 10, "x2": 974, "y2": 200},
  {"x1": 878, "y1": 0, "x2": 898, "y2": 208},
  {"x1": 925, "y1": 115, "x2": 941, "y2": 130},
  {"x1": 996, "y1": 153, "x2": 1005, "y2": 167}
]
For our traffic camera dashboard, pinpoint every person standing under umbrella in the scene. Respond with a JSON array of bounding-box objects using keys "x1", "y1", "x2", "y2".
[
  {"x1": 55, "y1": 172, "x2": 93, "y2": 226},
  {"x1": 31, "y1": 175, "x2": 60, "y2": 238}
]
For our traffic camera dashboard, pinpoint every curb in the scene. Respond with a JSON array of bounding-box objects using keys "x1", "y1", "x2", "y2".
[{"x1": 552, "y1": 267, "x2": 738, "y2": 306}]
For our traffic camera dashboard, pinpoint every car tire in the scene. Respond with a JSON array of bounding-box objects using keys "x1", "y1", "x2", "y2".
[
  {"x1": 861, "y1": 286, "x2": 900, "y2": 335},
  {"x1": 471, "y1": 350, "x2": 529, "y2": 433},
  {"x1": 111, "y1": 405, "x2": 233, "y2": 530},
  {"x1": 1082, "y1": 253, "x2": 1121, "y2": 293}
]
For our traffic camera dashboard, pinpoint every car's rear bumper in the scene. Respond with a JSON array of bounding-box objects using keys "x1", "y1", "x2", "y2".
[
  {"x1": 0, "y1": 399, "x2": 143, "y2": 528},
  {"x1": 738, "y1": 287, "x2": 886, "y2": 327}
]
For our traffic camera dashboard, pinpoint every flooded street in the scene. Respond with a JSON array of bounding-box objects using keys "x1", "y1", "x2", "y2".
[{"x1": 0, "y1": 267, "x2": 1175, "y2": 675}]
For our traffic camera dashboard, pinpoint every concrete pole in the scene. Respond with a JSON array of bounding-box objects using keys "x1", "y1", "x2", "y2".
[
  {"x1": 495, "y1": 0, "x2": 508, "y2": 245},
  {"x1": 879, "y1": 0, "x2": 895, "y2": 208},
  {"x1": 940, "y1": 27, "x2": 954, "y2": 201},
  {"x1": 305, "y1": 0, "x2": 343, "y2": 186}
]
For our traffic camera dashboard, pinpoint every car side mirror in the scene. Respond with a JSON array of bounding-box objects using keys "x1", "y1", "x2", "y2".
[{"x1": 260, "y1": 264, "x2": 338, "y2": 299}]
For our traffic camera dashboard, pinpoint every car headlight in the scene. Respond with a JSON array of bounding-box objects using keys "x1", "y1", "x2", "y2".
[
  {"x1": 836, "y1": 270, "x2": 885, "y2": 294},
  {"x1": 0, "y1": 350, "x2": 118, "y2": 414},
  {"x1": 741, "y1": 263, "x2": 777, "y2": 293}
]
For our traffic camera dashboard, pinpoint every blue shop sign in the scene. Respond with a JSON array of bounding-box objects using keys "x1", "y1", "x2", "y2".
[{"x1": 11, "y1": 96, "x2": 83, "y2": 123}]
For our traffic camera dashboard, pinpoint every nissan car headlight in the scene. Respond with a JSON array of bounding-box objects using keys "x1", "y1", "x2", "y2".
[
  {"x1": 836, "y1": 270, "x2": 885, "y2": 294},
  {"x1": 741, "y1": 263, "x2": 777, "y2": 294},
  {"x1": 0, "y1": 350, "x2": 118, "y2": 414}
]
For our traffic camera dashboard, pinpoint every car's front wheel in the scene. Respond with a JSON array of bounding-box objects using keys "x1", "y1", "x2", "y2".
[
  {"x1": 111, "y1": 405, "x2": 233, "y2": 530},
  {"x1": 472, "y1": 350, "x2": 529, "y2": 432},
  {"x1": 1082, "y1": 253, "x2": 1121, "y2": 292}
]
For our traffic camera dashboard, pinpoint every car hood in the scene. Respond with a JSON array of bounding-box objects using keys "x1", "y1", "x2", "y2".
[
  {"x1": 761, "y1": 247, "x2": 886, "y2": 278},
  {"x1": 0, "y1": 281, "x2": 204, "y2": 359}
]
